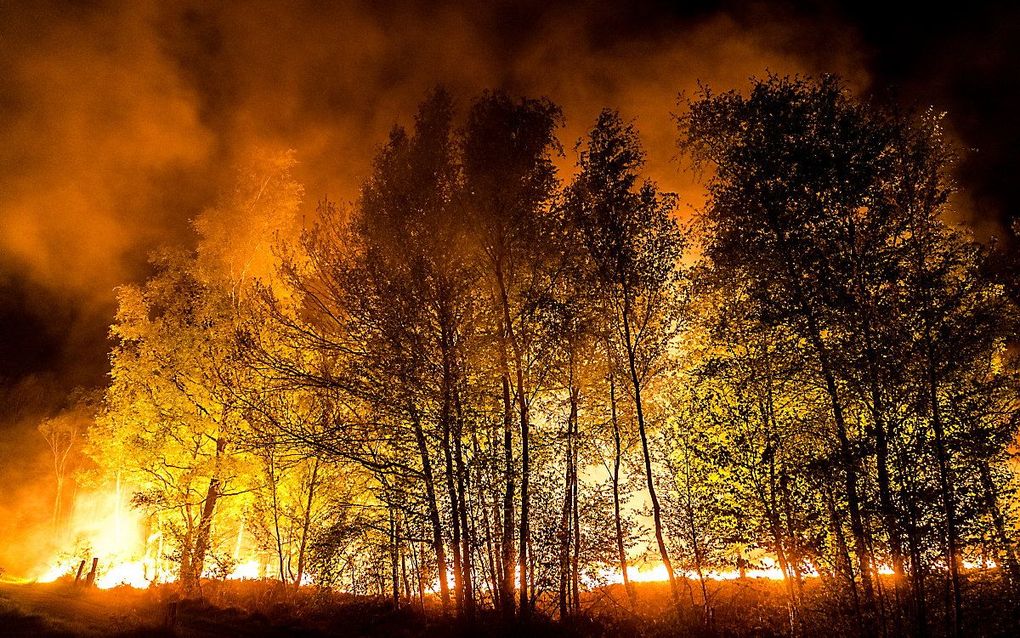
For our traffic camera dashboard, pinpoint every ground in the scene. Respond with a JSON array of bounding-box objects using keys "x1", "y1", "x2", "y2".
[{"x1": 0, "y1": 575, "x2": 1017, "y2": 637}]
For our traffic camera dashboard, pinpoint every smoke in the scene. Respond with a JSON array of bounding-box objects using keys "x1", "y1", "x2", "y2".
[
  {"x1": 0, "y1": 0, "x2": 874, "y2": 575},
  {"x1": 0, "y1": 1, "x2": 212, "y2": 294},
  {"x1": 0, "y1": 0, "x2": 870, "y2": 300}
]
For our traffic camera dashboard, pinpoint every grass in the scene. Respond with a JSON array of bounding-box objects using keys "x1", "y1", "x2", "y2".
[{"x1": 0, "y1": 573, "x2": 1017, "y2": 637}]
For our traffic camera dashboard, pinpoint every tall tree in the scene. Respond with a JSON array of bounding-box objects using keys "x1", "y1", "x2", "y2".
[
  {"x1": 461, "y1": 91, "x2": 563, "y2": 618},
  {"x1": 565, "y1": 109, "x2": 687, "y2": 611},
  {"x1": 680, "y1": 77, "x2": 902, "y2": 623}
]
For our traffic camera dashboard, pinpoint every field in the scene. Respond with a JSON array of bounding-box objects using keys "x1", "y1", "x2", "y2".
[{"x1": 1, "y1": 574, "x2": 1018, "y2": 637}]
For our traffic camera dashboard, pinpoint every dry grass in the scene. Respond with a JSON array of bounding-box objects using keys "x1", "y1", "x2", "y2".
[{"x1": 0, "y1": 573, "x2": 1017, "y2": 637}]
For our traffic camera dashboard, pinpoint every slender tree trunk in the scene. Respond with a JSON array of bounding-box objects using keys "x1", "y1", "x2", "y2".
[
  {"x1": 267, "y1": 453, "x2": 287, "y2": 582},
  {"x1": 676, "y1": 444, "x2": 708, "y2": 624},
  {"x1": 500, "y1": 368, "x2": 516, "y2": 618},
  {"x1": 408, "y1": 403, "x2": 451, "y2": 612},
  {"x1": 779, "y1": 230, "x2": 876, "y2": 616},
  {"x1": 805, "y1": 317, "x2": 876, "y2": 617},
  {"x1": 764, "y1": 450, "x2": 799, "y2": 623},
  {"x1": 401, "y1": 533, "x2": 412, "y2": 602},
  {"x1": 901, "y1": 461, "x2": 929, "y2": 638},
  {"x1": 494, "y1": 263, "x2": 519, "y2": 618},
  {"x1": 571, "y1": 419, "x2": 581, "y2": 616},
  {"x1": 494, "y1": 261, "x2": 533, "y2": 619},
  {"x1": 621, "y1": 305, "x2": 681, "y2": 611},
  {"x1": 53, "y1": 475, "x2": 64, "y2": 535},
  {"x1": 862, "y1": 325, "x2": 908, "y2": 631},
  {"x1": 928, "y1": 373, "x2": 962, "y2": 638},
  {"x1": 482, "y1": 494, "x2": 501, "y2": 609},
  {"x1": 453, "y1": 388, "x2": 475, "y2": 616},
  {"x1": 389, "y1": 505, "x2": 400, "y2": 607},
  {"x1": 609, "y1": 372, "x2": 636, "y2": 609},
  {"x1": 440, "y1": 351, "x2": 464, "y2": 613},
  {"x1": 516, "y1": 356, "x2": 531, "y2": 619},
  {"x1": 179, "y1": 542, "x2": 193, "y2": 592},
  {"x1": 825, "y1": 482, "x2": 861, "y2": 617},
  {"x1": 46, "y1": 434, "x2": 73, "y2": 539},
  {"x1": 413, "y1": 541, "x2": 426, "y2": 610},
  {"x1": 294, "y1": 457, "x2": 320, "y2": 588},
  {"x1": 779, "y1": 470, "x2": 805, "y2": 600},
  {"x1": 475, "y1": 431, "x2": 502, "y2": 611},
  {"x1": 761, "y1": 364, "x2": 802, "y2": 621},
  {"x1": 558, "y1": 394, "x2": 574, "y2": 621},
  {"x1": 190, "y1": 476, "x2": 221, "y2": 592},
  {"x1": 188, "y1": 436, "x2": 227, "y2": 594},
  {"x1": 979, "y1": 462, "x2": 1020, "y2": 589},
  {"x1": 558, "y1": 380, "x2": 581, "y2": 619}
]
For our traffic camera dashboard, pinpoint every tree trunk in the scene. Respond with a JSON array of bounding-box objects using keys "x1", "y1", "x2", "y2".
[
  {"x1": 571, "y1": 423, "x2": 581, "y2": 616},
  {"x1": 678, "y1": 444, "x2": 709, "y2": 624},
  {"x1": 494, "y1": 260, "x2": 533, "y2": 619},
  {"x1": 267, "y1": 453, "x2": 287, "y2": 582},
  {"x1": 979, "y1": 462, "x2": 1020, "y2": 590},
  {"x1": 389, "y1": 506, "x2": 400, "y2": 607},
  {"x1": 779, "y1": 470, "x2": 805, "y2": 600},
  {"x1": 761, "y1": 363, "x2": 803, "y2": 620},
  {"x1": 928, "y1": 373, "x2": 962, "y2": 638},
  {"x1": 825, "y1": 482, "x2": 861, "y2": 617},
  {"x1": 902, "y1": 463, "x2": 929, "y2": 638},
  {"x1": 804, "y1": 314, "x2": 876, "y2": 619},
  {"x1": 500, "y1": 369, "x2": 517, "y2": 618},
  {"x1": 440, "y1": 333, "x2": 465, "y2": 613},
  {"x1": 294, "y1": 457, "x2": 320, "y2": 588},
  {"x1": 862, "y1": 325, "x2": 908, "y2": 629},
  {"x1": 53, "y1": 474, "x2": 64, "y2": 536},
  {"x1": 621, "y1": 305, "x2": 681, "y2": 611},
  {"x1": 516, "y1": 355, "x2": 531, "y2": 619},
  {"x1": 558, "y1": 395, "x2": 574, "y2": 620},
  {"x1": 189, "y1": 475, "x2": 221, "y2": 592},
  {"x1": 475, "y1": 431, "x2": 502, "y2": 610},
  {"x1": 187, "y1": 436, "x2": 227, "y2": 594},
  {"x1": 408, "y1": 403, "x2": 451, "y2": 612},
  {"x1": 764, "y1": 450, "x2": 799, "y2": 623},
  {"x1": 494, "y1": 263, "x2": 519, "y2": 619},
  {"x1": 778, "y1": 226, "x2": 875, "y2": 617},
  {"x1": 453, "y1": 388, "x2": 475, "y2": 616},
  {"x1": 609, "y1": 372, "x2": 637, "y2": 609}
]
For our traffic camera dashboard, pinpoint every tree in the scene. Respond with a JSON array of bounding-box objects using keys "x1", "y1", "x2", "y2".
[
  {"x1": 680, "y1": 77, "x2": 908, "y2": 626},
  {"x1": 39, "y1": 394, "x2": 94, "y2": 537},
  {"x1": 100, "y1": 151, "x2": 303, "y2": 594},
  {"x1": 461, "y1": 91, "x2": 563, "y2": 618},
  {"x1": 565, "y1": 109, "x2": 687, "y2": 611},
  {"x1": 680, "y1": 74, "x2": 1020, "y2": 635}
]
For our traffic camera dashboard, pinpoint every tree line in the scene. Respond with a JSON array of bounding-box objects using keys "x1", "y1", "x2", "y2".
[{"x1": 81, "y1": 75, "x2": 1020, "y2": 636}]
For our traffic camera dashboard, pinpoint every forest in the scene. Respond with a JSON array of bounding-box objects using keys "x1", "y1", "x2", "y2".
[{"x1": 21, "y1": 75, "x2": 1020, "y2": 637}]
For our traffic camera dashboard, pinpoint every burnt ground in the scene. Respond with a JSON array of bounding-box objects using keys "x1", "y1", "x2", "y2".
[{"x1": 1, "y1": 575, "x2": 1019, "y2": 637}]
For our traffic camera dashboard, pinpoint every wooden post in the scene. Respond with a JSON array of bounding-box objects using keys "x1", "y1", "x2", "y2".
[
  {"x1": 84, "y1": 558, "x2": 98, "y2": 587},
  {"x1": 74, "y1": 559, "x2": 87, "y2": 584}
]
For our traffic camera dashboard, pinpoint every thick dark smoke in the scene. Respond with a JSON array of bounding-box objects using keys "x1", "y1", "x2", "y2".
[
  {"x1": 0, "y1": 0, "x2": 869, "y2": 397},
  {"x1": 0, "y1": 0, "x2": 1016, "y2": 574}
]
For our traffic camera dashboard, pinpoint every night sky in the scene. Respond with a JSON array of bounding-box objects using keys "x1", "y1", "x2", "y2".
[{"x1": 1, "y1": 0, "x2": 1018, "y2": 419}]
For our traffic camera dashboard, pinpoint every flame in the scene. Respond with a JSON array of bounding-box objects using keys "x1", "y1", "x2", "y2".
[
  {"x1": 35, "y1": 558, "x2": 79, "y2": 584},
  {"x1": 96, "y1": 559, "x2": 162, "y2": 589},
  {"x1": 601, "y1": 556, "x2": 818, "y2": 585},
  {"x1": 30, "y1": 486, "x2": 270, "y2": 589},
  {"x1": 228, "y1": 559, "x2": 262, "y2": 581},
  {"x1": 31, "y1": 486, "x2": 1000, "y2": 591},
  {"x1": 35, "y1": 554, "x2": 267, "y2": 589},
  {"x1": 626, "y1": 563, "x2": 672, "y2": 583}
]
